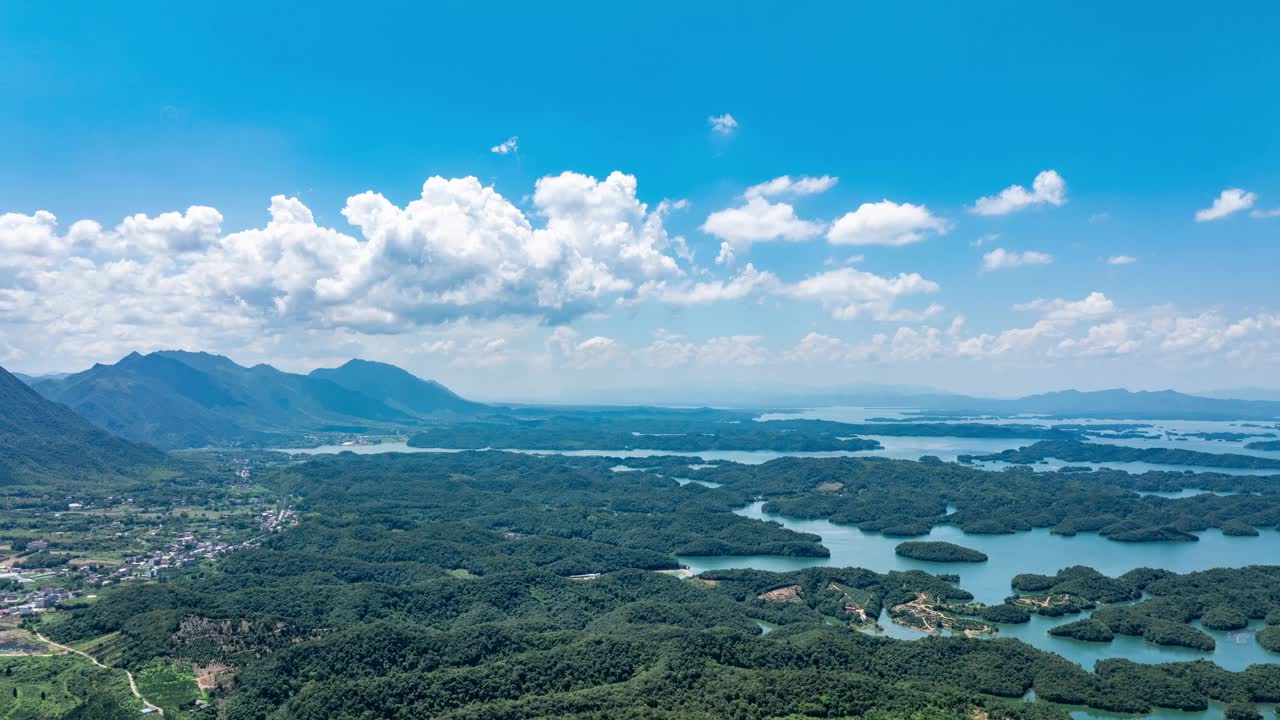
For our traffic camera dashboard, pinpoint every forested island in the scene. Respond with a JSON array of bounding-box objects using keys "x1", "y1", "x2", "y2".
[
  {"x1": 894, "y1": 540, "x2": 989, "y2": 562},
  {"x1": 1012, "y1": 566, "x2": 1280, "y2": 653},
  {"x1": 679, "y1": 455, "x2": 1280, "y2": 542},
  {"x1": 964, "y1": 440, "x2": 1280, "y2": 470},
  {"x1": 402, "y1": 414, "x2": 1110, "y2": 454}
]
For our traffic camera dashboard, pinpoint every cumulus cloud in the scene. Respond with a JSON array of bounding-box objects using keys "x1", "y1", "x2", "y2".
[
  {"x1": 708, "y1": 113, "x2": 738, "y2": 135},
  {"x1": 0, "y1": 171, "x2": 702, "y2": 365},
  {"x1": 1195, "y1": 188, "x2": 1256, "y2": 222},
  {"x1": 1248, "y1": 207, "x2": 1280, "y2": 219},
  {"x1": 780, "y1": 266, "x2": 940, "y2": 321},
  {"x1": 971, "y1": 170, "x2": 1067, "y2": 216},
  {"x1": 1107, "y1": 255, "x2": 1137, "y2": 265},
  {"x1": 827, "y1": 200, "x2": 950, "y2": 246},
  {"x1": 981, "y1": 248, "x2": 1053, "y2": 272},
  {"x1": 643, "y1": 263, "x2": 777, "y2": 304},
  {"x1": 701, "y1": 196, "x2": 824, "y2": 264},
  {"x1": 1058, "y1": 320, "x2": 1139, "y2": 356},
  {"x1": 700, "y1": 175, "x2": 838, "y2": 263},
  {"x1": 0, "y1": 210, "x2": 63, "y2": 260},
  {"x1": 1016, "y1": 292, "x2": 1115, "y2": 322},
  {"x1": 635, "y1": 331, "x2": 769, "y2": 368},
  {"x1": 490, "y1": 136, "x2": 518, "y2": 154},
  {"x1": 547, "y1": 327, "x2": 624, "y2": 369},
  {"x1": 743, "y1": 175, "x2": 838, "y2": 199}
]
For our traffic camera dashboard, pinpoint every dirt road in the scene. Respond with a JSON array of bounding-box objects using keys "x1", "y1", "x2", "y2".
[{"x1": 36, "y1": 632, "x2": 164, "y2": 715}]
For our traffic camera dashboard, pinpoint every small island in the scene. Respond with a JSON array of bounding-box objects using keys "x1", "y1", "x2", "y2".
[
  {"x1": 1048, "y1": 618, "x2": 1115, "y2": 642},
  {"x1": 894, "y1": 541, "x2": 988, "y2": 563}
]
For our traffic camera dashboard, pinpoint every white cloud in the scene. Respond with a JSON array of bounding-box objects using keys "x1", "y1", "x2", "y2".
[
  {"x1": 981, "y1": 248, "x2": 1053, "y2": 272},
  {"x1": 743, "y1": 175, "x2": 838, "y2": 199},
  {"x1": 827, "y1": 200, "x2": 950, "y2": 246},
  {"x1": 694, "y1": 335, "x2": 769, "y2": 366},
  {"x1": 102, "y1": 206, "x2": 224, "y2": 256},
  {"x1": 1058, "y1": 320, "x2": 1139, "y2": 356},
  {"x1": 490, "y1": 136, "x2": 518, "y2": 155},
  {"x1": 0, "y1": 210, "x2": 64, "y2": 260},
  {"x1": 701, "y1": 196, "x2": 824, "y2": 264},
  {"x1": 971, "y1": 170, "x2": 1067, "y2": 216},
  {"x1": 708, "y1": 113, "x2": 738, "y2": 135},
  {"x1": 1107, "y1": 255, "x2": 1137, "y2": 265},
  {"x1": 1249, "y1": 207, "x2": 1280, "y2": 219},
  {"x1": 643, "y1": 263, "x2": 777, "y2": 304},
  {"x1": 636, "y1": 331, "x2": 769, "y2": 368},
  {"x1": 1195, "y1": 188, "x2": 1256, "y2": 222},
  {"x1": 1016, "y1": 292, "x2": 1115, "y2": 322},
  {"x1": 547, "y1": 327, "x2": 624, "y2": 369},
  {"x1": 0, "y1": 172, "x2": 699, "y2": 366},
  {"x1": 886, "y1": 326, "x2": 945, "y2": 361},
  {"x1": 781, "y1": 266, "x2": 940, "y2": 321}
]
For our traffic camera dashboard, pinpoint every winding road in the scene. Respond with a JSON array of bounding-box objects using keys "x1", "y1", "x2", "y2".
[{"x1": 35, "y1": 631, "x2": 164, "y2": 715}]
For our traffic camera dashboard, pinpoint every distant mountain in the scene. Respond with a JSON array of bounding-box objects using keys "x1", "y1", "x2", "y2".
[
  {"x1": 33, "y1": 351, "x2": 476, "y2": 449},
  {"x1": 1199, "y1": 387, "x2": 1280, "y2": 403},
  {"x1": 310, "y1": 359, "x2": 485, "y2": 416},
  {"x1": 9, "y1": 371, "x2": 69, "y2": 385},
  {"x1": 0, "y1": 363, "x2": 165, "y2": 482},
  {"x1": 909, "y1": 388, "x2": 1280, "y2": 421}
]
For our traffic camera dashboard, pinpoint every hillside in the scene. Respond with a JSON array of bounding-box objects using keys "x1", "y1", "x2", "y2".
[
  {"x1": 32, "y1": 352, "x2": 478, "y2": 449},
  {"x1": 0, "y1": 364, "x2": 165, "y2": 482},
  {"x1": 310, "y1": 359, "x2": 485, "y2": 416}
]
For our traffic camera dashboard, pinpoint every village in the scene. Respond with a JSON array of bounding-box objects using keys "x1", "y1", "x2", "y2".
[{"x1": 0, "y1": 504, "x2": 297, "y2": 622}]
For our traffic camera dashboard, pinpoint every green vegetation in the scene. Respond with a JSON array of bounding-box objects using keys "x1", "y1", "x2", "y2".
[
  {"x1": 9, "y1": 376, "x2": 1280, "y2": 720},
  {"x1": 894, "y1": 541, "x2": 988, "y2": 562},
  {"x1": 974, "y1": 603, "x2": 1032, "y2": 624},
  {"x1": 29, "y1": 351, "x2": 468, "y2": 449},
  {"x1": 1017, "y1": 566, "x2": 1280, "y2": 653},
  {"x1": 21, "y1": 449, "x2": 1277, "y2": 719},
  {"x1": 1048, "y1": 619, "x2": 1115, "y2": 642},
  {"x1": 0, "y1": 365, "x2": 165, "y2": 484},
  {"x1": 969, "y1": 440, "x2": 1280, "y2": 470},
  {"x1": 409, "y1": 416, "x2": 882, "y2": 451},
  {"x1": 0, "y1": 654, "x2": 140, "y2": 719},
  {"x1": 134, "y1": 658, "x2": 204, "y2": 717},
  {"x1": 1202, "y1": 606, "x2": 1251, "y2": 631},
  {"x1": 1259, "y1": 626, "x2": 1280, "y2": 653},
  {"x1": 685, "y1": 455, "x2": 1280, "y2": 545}
]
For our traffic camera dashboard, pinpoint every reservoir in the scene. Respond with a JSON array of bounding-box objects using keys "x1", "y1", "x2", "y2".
[{"x1": 678, "y1": 501, "x2": 1280, "y2": 672}]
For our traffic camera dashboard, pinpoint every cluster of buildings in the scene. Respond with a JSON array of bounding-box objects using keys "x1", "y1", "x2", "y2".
[
  {"x1": 0, "y1": 505, "x2": 298, "y2": 620},
  {"x1": 0, "y1": 587, "x2": 86, "y2": 617}
]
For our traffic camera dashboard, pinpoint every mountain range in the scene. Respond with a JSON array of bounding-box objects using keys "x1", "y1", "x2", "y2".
[
  {"x1": 907, "y1": 388, "x2": 1280, "y2": 421},
  {"x1": 0, "y1": 364, "x2": 165, "y2": 483},
  {"x1": 30, "y1": 351, "x2": 485, "y2": 449}
]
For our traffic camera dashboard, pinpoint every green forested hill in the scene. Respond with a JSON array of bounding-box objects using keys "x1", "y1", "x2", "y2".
[
  {"x1": 0, "y1": 363, "x2": 166, "y2": 482},
  {"x1": 31, "y1": 351, "x2": 478, "y2": 448},
  {"x1": 310, "y1": 358, "x2": 486, "y2": 416}
]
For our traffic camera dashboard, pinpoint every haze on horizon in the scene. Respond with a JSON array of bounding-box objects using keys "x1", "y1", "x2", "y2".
[{"x1": 2, "y1": 3, "x2": 1279, "y2": 402}]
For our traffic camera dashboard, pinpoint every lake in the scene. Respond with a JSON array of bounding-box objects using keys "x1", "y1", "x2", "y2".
[
  {"x1": 678, "y1": 501, "x2": 1279, "y2": 672},
  {"x1": 278, "y1": 437, "x2": 1280, "y2": 476}
]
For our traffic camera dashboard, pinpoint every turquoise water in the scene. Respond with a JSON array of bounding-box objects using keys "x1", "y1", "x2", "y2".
[{"x1": 678, "y1": 502, "x2": 1280, "y2": 672}]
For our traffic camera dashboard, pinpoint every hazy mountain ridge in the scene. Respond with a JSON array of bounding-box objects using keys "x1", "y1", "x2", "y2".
[
  {"x1": 0, "y1": 364, "x2": 165, "y2": 482},
  {"x1": 32, "y1": 351, "x2": 483, "y2": 449},
  {"x1": 310, "y1": 358, "x2": 485, "y2": 416},
  {"x1": 909, "y1": 388, "x2": 1280, "y2": 420}
]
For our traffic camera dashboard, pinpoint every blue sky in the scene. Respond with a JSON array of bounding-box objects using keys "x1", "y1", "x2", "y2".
[{"x1": 2, "y1": 3, "x2": 1278, "y2": 401}]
